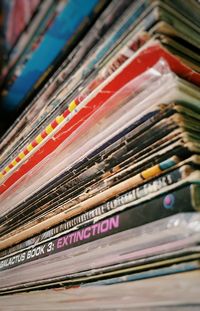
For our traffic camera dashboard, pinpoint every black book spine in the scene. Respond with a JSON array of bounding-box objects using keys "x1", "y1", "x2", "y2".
[
  {"x1": 0, "y1": 183, "x2": 198, "y2": 272},
  {"x1": 0, "y1": 109, "x2": 176, "y2": 233},
  {"x1": 0, "y1": 160, "x2": 185, "y2": 256}
]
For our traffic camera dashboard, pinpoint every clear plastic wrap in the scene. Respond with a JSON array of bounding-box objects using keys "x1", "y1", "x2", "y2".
[
  {"x1": 0, "y1": 27, "x2": 150, "y2": 185},
  {"x1": 0, "y1": 0, "x2": 136, "y2": 168},
  {"x1": 2, "y1": 58, "x2": 200, "y2": 216},
  {"x1": 0, "y1": 212, "x2": 200, "y2": 290}
]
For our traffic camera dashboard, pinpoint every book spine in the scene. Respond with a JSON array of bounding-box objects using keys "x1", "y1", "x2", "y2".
[
  {"x1": 0, "y1": 142, "x2": 188, "y2": 244},
  {"x1": 0, "y1": 145, "x2": 186, "y2": 239},
  {"x1": 0, "y1": 136, "x2": 181, "y2": 236},
  {"x1": 0, "y1": 19, "x2": 150, "y2": 185},
  {"x1": 0, "y1": 184, "x2": 198, "y2": 272},
  {"x1": 0, "y1": 0, "x2": 149, "y2": 173},
  {"x1": 0, "y1": 168, "x2": 182, "y2": 257},
  {"x1": 2, "y1": 42, "x2": 199, "y2": 194},
  {"x1": 0, "y1": 166, "x2": 195, "y2": 258},
  {"x1": 0, "y1": 0, "x2": 135, "y2": 166},
  {"x1": 0, "y1": 107, "x2": 175, "y2": 227}
]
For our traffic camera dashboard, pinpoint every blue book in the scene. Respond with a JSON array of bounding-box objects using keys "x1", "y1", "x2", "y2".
[{"x1": 1, "y1": 0, "x2": 102, "y2": 111}]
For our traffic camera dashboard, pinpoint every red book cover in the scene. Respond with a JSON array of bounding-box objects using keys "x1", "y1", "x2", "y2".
[{"x1": 1, "y1": 41, "x2": 200, "y2": 195}]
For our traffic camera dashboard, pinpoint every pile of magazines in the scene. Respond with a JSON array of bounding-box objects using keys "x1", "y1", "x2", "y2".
[{"x1": 0, "y1": 0, "x2": 200, "y2": 310}]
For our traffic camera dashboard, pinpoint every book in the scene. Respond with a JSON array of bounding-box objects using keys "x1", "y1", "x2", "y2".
[
  {"x1": 1, "y1": 45, "x2": 200, "y2": 197},
  {"x1": 1, "y1": 270, "x2": 200, "y2": 309},
  {"x1": 1, "y1": 159, "x2": 199, "y2": 257},
  {"x1": 0, "y1": 187, "x2": 199, "y2": 288}
]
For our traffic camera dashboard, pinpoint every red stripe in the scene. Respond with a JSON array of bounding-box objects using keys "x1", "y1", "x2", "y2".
[
  {"x1": 62, "y1": 109, "x2": 70, "y2": 118},
  {"x1": 31, "y1": 140, "x2": 38, "y2": 148},
  {"x1": 51, "y1": 120, "x2": 58, "y2": 129},
  {"x1": 74, "y1": 97, "x2": 79, "y2": 105},
  {"x1": 24, "y1": 149, "x2": 29, "y2": 155},
  {"x1": 41, "y1": 131, "x2": 47, "y2": 139}
]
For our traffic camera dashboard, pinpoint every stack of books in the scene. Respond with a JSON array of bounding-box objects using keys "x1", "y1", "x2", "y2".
[{"x1": 0, "y1": 0, "x2": 200, "y2": 309}]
